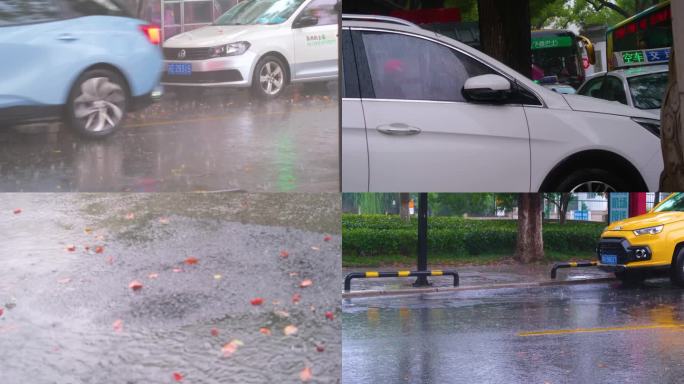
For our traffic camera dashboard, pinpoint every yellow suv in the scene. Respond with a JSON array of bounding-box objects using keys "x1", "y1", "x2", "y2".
[{"x1": 598, "y1": 193, "x2": 684, "y2": 285}]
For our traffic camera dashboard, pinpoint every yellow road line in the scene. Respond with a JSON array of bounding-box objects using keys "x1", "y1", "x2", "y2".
[{"x1": 518, "y1": 324, "x2": 684, "y2": 337}]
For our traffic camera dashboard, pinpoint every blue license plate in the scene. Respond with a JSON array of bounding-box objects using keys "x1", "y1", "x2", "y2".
[
  {"x1": 601, "y1": 255, "x2": 617, "y2": 265},
  {"x1": 168, "y1": 63, "x2": 192, "y2": 76}
]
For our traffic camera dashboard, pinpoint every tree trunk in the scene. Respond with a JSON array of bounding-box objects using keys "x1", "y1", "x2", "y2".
[
  {"x1": 558, "y1": 193, "x2": 571, "y2": 225},
  {"x1": 399, "y1": 193, "x2": 410, "y2": 222},
  {"x1": 514, "y1": 193, "x2": 545, "y2": 263},
  {"x1": 659, "y1": 52, "x2": 684, "y2": 190},
  {"x1": 478, "y1": 0, "x2": 532, "y2": 77}
]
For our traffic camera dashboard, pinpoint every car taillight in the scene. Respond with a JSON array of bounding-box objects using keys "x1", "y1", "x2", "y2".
[{"x1": 139, "y1": 24, "x2": 161, "y2": 45}]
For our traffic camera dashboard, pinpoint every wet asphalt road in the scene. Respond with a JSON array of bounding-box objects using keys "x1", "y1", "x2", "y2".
[
  {"x1": 0, "y1": 193, "x2": 340, "y2": 383},
  {"x1": 0, "y1": 83, "x2": 338, "y2": 193},
  {"x1": 343, "y1": 280, "x2": 684, "y2": 384}
]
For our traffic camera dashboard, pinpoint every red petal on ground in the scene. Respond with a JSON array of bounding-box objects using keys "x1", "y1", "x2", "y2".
[
  {"x1": 129, "y1": 280, "x2": 143, "y2": 290},
  {"x1": 250, "y1": 297, "x2": 264, "y2": 306},
  {"x1": 292, "y1": 293, "x2": 301, "y2": 304},
  {"x1": 125, "y1": 213, "x2": 135, "y2": 220},
  {"x1": 66, "y1": 245, "x2": 76, "y2": 252},
  {"x1": 300, "y1": 367, "x2": 313, "y2": 382},
  {"x1": 184, "y1": 257, "x2": 199, "y2": 265},
  {"x1": 13, "y1": 208, "x2": 21, "y2": 214},
  {"x1": 173, "y1": 372, "x2": 183, "y2": 381},
  {"x1": 279, "y1": 250, "x2": 289, "y2": 258},
  {"x1": 0, "y1": 308, "x2": 4, "y2": 317},
  {"x1": 259, "y1": 327, "x2": 271, "y2": 335},
  {"x1": 173, "y1": 268, "x2": 183, "y2": 273},
  {"x1": 325, "y1": 311, "x2": 334, "y2": 320},
  {"x1": 112, "y1": 319, "x2": 123, "y2": 332},
  {"x1": 324, "y1": 235, "x2": 331, "y2": 242},
  {"x1": 211, "y1": 328, "x2": 219, "y2": 337},
  {"x1": 299, "y1": 279, "x2": 313, "y2": 288},
  {"x1": 316, "y1": 344, "x2": 325, "y2": 352},
  {"x1": 94, "y1": 246, "x2": 104, "y2": 254}
]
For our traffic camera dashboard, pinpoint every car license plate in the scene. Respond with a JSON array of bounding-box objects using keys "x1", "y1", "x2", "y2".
[
  {"x1": 601, "y1": 254, "x2": 617, "y2": 265},
  {"x1": 168, "y1": 63, "x2": 192, "y2": 76}
]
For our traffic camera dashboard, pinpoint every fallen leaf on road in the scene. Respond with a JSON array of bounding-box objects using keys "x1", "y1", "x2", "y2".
[
  {"x1": 300, "y1": 367, "x2": 313, "y2": 382},
  {"x1": 112, "y1": 319, "x2": 123, "y2": 332},
  {"x1": 300, "y1": 279, "x2": 313, "y2": 288},
  {"x1": 325, "y1": 311, "x2": 334, "y2": 320},
  {"x1": 221, "y1": 339, "x2": 244, "y2": 357},
  {"x1": 259, "y1": 327, "x2": 271, "y2": 335},
  {"x1": 184, "y1": 257, "x2": 199, "y2": 265},
  {"x1": 13, "y1": 208, "x2": 21, "y2": 215},
  {"x1": 66, "y1": 245, "x2": 76, "y2": 252},
  {"x1": 94, "y1": 246, "x2": 104, "y2": 254},
  {"x1": 292, "y1": 293, "x2": 301, "y2": 304},
  {"x1": 289, "y1": 272, "x2": 299, "y2": 277},
  {"x1": 58, "y1": 278, "x2": 71, "y2": 284},
  {"x1": 84, "y1": 228, "x2": 93, "y2": 234},
  {"x1": 284, "y1": 324, "x2": 298, "y2": 336},
  {"x1": 324, "y1": 235, "x2": 331, "y2": 242},
  {"x1": 280, "y1": 250, "x2": 289, "y2": 258},
  {"x1": 211, "y1": 328, "x2": 219, "y2": 337},
  {"x1": 173, "y1": 372, "x2": 183, "y2": 381},
  {"x1": 148, "y1": 273, "x2": 158, "y2": 279},
  {"x1": 311, "y1": 246, "x2": 320, "y2": 251},
  {"x1": 251, "y1": 297, "x2": 264, "y2": 306},
  {"x1": 129, "y1": 280, "x2": 143, "y2": 290}
]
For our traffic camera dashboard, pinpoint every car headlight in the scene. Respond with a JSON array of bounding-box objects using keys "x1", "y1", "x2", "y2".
[
  {"x1": 631, "y1": 117, "x2": 661, "y2": 138},
  {"x1": 210, "y1": 42, "x2": 251, "y2": 58},
  {"x1": 633, "y1": 225, "x2": 663, "y2": 236}
]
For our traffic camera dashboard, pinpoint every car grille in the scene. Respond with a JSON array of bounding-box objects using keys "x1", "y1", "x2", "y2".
[
  {"x1": 164, "y1": 47, "x2": 214, "y2": 61},
  {"x1": 597, "y1": 237, "x2": 630, "y2": 264},
  {"x1": 162, "y1": 70, "x2": 244, "y2": 84}
]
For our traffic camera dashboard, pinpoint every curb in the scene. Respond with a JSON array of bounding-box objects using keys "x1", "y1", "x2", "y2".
[{"x1": 341, "y1": 277, "x2": 616, "y2": 299}]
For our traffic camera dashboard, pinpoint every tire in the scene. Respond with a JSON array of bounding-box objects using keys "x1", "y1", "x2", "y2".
[
  {"x1": 251, "y1": 55, "x2": 288, "y2": 99},
  {"x1": 551, "y1": 168, "x2": 634, "y2": 192},
  {"x1": 615, "y1": 269, "x2": 646, "y2": 285},
  {"x1": 67, "y1": 69, "x2": 128, "y2": 138},
  {"x1": 670, "y1": 247, "x2": 684, "y2": 287}
]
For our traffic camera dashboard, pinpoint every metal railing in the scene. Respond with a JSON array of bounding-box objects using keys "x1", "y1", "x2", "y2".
[
  {"x1": 344, "y1": 270, "x2": 459, "y2": 292},
  {"x1": 550, "y1": 261, "x2": 598, "y2": 279}
]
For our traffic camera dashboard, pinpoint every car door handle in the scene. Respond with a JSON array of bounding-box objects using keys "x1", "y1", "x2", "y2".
[
  {"x1": 57, "y1": 33, "x2": 78, "y2": 42},
  {"x1": 376, "y1": 123, "x2": 422, "y2": 136}
]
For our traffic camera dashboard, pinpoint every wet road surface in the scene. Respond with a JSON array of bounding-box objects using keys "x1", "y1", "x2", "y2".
[
  {"x1": 0, "y1": 83, "x2": 338, "y2": 193},
  {"x1": 343, "y1": 280, "x2": 684, "y2": 383},
  {"x1": 0, "y1": 193, "x2": 340, "y2": 383}
]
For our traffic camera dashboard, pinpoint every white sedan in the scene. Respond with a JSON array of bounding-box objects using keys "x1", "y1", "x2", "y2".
[
  {"x1": 341, "y1": 15, "x2": 663, "y2": 192},
  {"x1": 162, "y1": 0, "x2": 338, "y2": 98}
]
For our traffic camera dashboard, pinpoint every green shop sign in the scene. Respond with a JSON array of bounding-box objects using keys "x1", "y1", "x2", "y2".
[{"x1": 531, "y1": 36, "x2": 573, "y2": 50}]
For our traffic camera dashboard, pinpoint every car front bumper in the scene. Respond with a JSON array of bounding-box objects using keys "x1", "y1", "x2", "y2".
[
  {"x1": 596, "y1": 236, "x2": 670, "y2": 271},
  {"x1": 161, "y1": 52, "x2": 257, "y2": 87}
]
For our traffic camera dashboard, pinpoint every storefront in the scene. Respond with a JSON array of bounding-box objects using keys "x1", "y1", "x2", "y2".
[{"x1": 121, "y1": 0, "x2": 241, "y2": 42}]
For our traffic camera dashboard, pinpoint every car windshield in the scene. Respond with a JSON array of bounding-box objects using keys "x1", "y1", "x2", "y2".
[
  {"x1": 628, "y1": 71, "x2": 668, "y2": 110},
  {"x1": 654, "y1": 193, "x2": 684, "y2": 212},
  {"x1": 214, "y1": 0, "x2": 306, "y2": 26}
]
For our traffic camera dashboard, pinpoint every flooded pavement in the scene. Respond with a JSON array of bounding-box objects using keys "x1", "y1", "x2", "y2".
[
  {"x1": 342, "y1": 262, "x2": 613, "y2": 291},
  {"x1": 0, "y1": 83, "x2": 338, "y2": 193},
  {"x1": 343, "y1": 281, "x2": 684, "y2": 384},
  {"x1": 0, "y1": 193, "x2": 340, "y2": 383}
]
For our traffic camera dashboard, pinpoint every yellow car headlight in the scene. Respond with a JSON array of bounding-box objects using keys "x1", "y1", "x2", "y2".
[{"x1": 633, "y1": 225, "x2": 663, "y2": 236}]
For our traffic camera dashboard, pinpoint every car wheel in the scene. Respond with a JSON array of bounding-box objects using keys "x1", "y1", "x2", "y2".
[
  {"x1": 552, "y1": 168, "x2": 633, "y2": 192},
  {"x1": 615, "y1": 270, "x2": 646, "y2": 285},
  {"x1": 670, "y1": 247, "x2": 684, "y2": 287},
  {"x1": 252, "y1": 55, "x2": 287, "y2": 99},
  {"x1": 67, "y1": 69, "x2": 128, "y2": 138}
]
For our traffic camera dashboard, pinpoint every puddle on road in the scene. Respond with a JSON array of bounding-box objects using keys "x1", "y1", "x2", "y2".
[{"x1": 0, "y1": 193, "x2": 340, "y2": 383}]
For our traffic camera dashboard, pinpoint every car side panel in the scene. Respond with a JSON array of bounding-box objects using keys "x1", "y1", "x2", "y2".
[
  {"x1": 341, "y1": 99, "x2": 369, "y2": 191},
  {"x1": 526, "y1": 107, "x2": 662, "y2": 191},
  {"x1": 291, "y1": 23, "x2": 338, "y2": 81}
]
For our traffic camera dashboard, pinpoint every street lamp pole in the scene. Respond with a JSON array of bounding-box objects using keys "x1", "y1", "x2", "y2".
[{"x1": 414, "y1": 192, "x2": 430, "y2": 287}]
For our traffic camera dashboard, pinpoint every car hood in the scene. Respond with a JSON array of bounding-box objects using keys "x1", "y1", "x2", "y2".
[
  {"x1": 606, "y1": 211, "x2": 684, "y2": 231},
  {"x1": 164, "y1": 25, "x2": 268, "y2": 47},
  {"x1": 562, "y1": 94, "x2": 658, "y2": 120}
]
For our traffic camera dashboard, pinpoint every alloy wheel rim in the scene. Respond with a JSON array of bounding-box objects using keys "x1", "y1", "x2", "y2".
[
  {"x1": 73, "y1": 77, "x2": 125, "y2": 132},
  {"x1": 570, "y1": 181, "x2": 616, "y2": 193},
  {"x1": 259, "y1": 61, "x2": 284, "y2": 95}
]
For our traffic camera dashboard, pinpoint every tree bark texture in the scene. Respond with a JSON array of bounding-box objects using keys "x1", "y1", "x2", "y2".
[
  {"x1": 515, "y1": 193, "x2": 545, "y2": 263},
  {"x1": 478, "y1": 0, "x2": 532, "y2": 78},
  {"x1": 659, "y1": 52, "x2": 684, "y2": 190}
]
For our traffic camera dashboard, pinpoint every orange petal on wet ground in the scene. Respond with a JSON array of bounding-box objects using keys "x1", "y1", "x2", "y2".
[
  {"x1": 159, "y1": 217, "x2": 170, "y2": 224},
  {"x1": 250, "y1": 297, "x2": 264, "y2": 306},
  {"x1": 184, "y1": 257, "x2": 199, "y2": 265},
  {"x1": 284, "y1": 324, "x2": 298, "y2": 336},
  {"x1": 325, "y1": 311, "x2": 334, "y2": 320},
  {"x1": 259, "y1": 327, "x2": 271, "y2": 335},
  {"x1": 112, "y1": 319, "x2": 123, "y2": 332},
  {"x1": 279, "y1": 250, "x2": 289, "y2": 258},
  {"x1": 13, "y1": 208, "x2": 21, "y2": 214},
  {"x1": 324, "y1": 235, "x2": 332, "y2": 242},
  {"x1": 148, "y1": 273, "x2": 159, "y2": 279},
  {"x1": 66, "y1": 245, "x2": 76, "y2": 252},
  {"x1": 94, "y1": 246, "x2": 104, "y2": 254},
  {"x1": 292, "y1": 293, "x2": 301, "y2": 304},
  {"x1": 221, "y1": 339, "x2": 244, "y2": 357},
  {"x1": 300, "y1": 367, "x2": 313, "y2": 382},
  {"x1": 173, "y1": 372, "x2": 183, "y2": 381},
  {"x1": 299, "y1": 279, "x2": 313, "y2": 288},
  {"x1": 129, "y1": 280, "x2": 143, "y2": 290}
]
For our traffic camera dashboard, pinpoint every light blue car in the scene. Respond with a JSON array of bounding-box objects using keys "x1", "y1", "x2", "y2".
[{"x1": 0, "y1": 0, "x2": 163, "y2": 138}]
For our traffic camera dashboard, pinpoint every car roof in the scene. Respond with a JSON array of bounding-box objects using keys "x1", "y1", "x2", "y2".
[{"x1": 586, "y1": 64, "x2": 669, "y2": 81}]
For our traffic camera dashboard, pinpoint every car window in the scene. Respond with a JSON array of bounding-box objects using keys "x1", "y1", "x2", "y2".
[
  {"x1": 578, "y1": 77, "x2": 604, "y2": 98},
  {"x1": 342, "y1": 29, "x2": 360, "y2": 99},
  {"x1": 628, "y1": 72, "x2": 668, "y2": 110},
  {"x1": 601, "y1": 76, "x2": 627, "y2": 105},
  {"x1": 62, "y1": 0, "x2": 130, "y2": 17},
  {"x1": 360, "y1": 31, "x2": 494, "y2": 102},
  {"x1": 0, "y1": 0, "x2": 61, "y2": 26},
  {"x1": 296, "y1": 0, "x2": 338, "y2": 26}
]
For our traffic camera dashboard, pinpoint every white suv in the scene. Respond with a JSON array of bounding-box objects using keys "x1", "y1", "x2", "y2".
[
  {"x1": 341, "y1": 15, "x2": 663, "y2": 192},
  {"x1": 162, "y1": 0, "x2": 338, "y2": 98}
]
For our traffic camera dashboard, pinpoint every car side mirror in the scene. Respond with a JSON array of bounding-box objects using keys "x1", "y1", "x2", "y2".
[
  {"x1": 462, "y1": 74, "x2": 512, "y2": 103},
  {"x1": 294, "y1": 15, "x2": 318, "y2": 28}
]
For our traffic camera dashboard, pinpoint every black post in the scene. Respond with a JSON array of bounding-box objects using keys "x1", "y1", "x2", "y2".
[{"x1": 414, "y1": 193, "x2": 430, "y2": 287}]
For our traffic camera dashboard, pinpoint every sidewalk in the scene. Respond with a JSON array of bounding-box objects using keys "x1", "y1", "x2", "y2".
[{"x1": 342, "y1": 261, "x2": 614, "y2": 294}]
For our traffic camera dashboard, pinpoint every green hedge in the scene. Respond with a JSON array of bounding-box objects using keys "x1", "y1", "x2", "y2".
[{"x1": 342, "y1": 214, "x2": 604, "y2": 257}]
